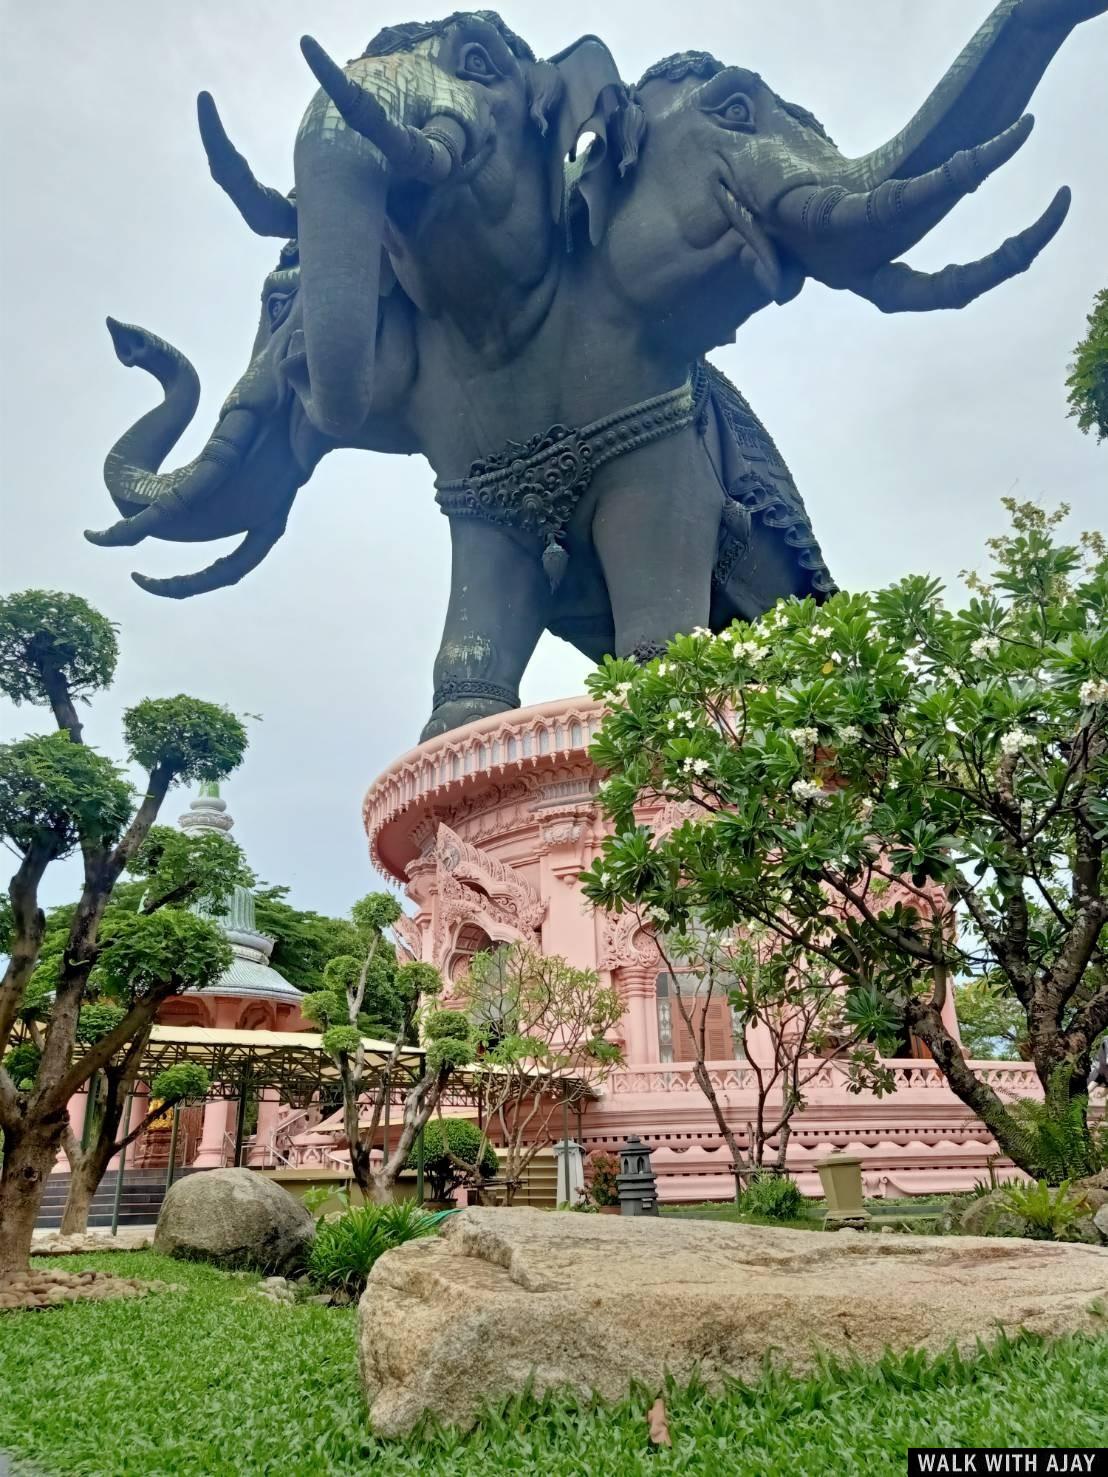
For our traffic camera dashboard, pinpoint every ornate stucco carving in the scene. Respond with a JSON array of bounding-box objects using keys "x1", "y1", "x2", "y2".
[
  {"x1": 435, "y1": 822, "x2": 546, "y2": 931},
  {"x1": 598, "y1": 910, "x2": 658, "y2": 970}
]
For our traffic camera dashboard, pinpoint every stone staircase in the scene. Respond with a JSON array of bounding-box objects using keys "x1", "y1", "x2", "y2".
[{"x1": 35, "y1": 1170, "x2": 186, "y2": 1229}]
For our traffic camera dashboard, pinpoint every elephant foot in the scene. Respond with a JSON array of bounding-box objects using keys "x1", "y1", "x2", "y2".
[{"x1": 420, "y1": 682, "x2": 519, "y2": 743}]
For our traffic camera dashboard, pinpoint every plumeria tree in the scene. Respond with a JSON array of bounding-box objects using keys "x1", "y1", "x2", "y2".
[
  {"x1": 0, "y1": 590, "x2": 247, "y2": 1273},
  {"x1": 454, "y1": 944, "x2": 623, "y2": 1202},
  {"x1": 582, "y1": 502, "x2": 1108, "y2": 1183},
  {"x1": 300, "y1": 893, "x2": 472, "y2": 1201},
  {"x1": 645, "y1": 923, "x2": 881, "y2": 1196}
]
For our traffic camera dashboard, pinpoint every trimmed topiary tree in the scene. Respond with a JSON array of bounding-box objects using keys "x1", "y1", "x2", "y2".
[
  {"x1": 406, "y1": 1118, "x2": 499, "y2": 1203},
  {"x1": 0, "y1": 590, "x2": 248, "y2": 1274}
]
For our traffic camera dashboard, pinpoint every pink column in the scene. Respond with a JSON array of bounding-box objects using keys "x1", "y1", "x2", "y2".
[
  {"x1": 249, "y1": 1091, "x2": 282, "y2": 1166},
  {"x1": 618, "y1": 965, "x2": 661, "y2": 1065},
  {"x1": 194, "y1": 1099, "x2": 231, "y2": 1167}
]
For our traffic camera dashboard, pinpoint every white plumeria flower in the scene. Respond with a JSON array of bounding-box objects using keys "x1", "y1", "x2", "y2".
[
  {"x1": 791, "y1": 778, "x2": 830, "y2": 805},
  {"x1": 656, "y1": 662, "x2": 669, "y2": 676},
  {"x1": 970, "y1": 635, "x2": 1000, "y2": 660},
  {"x1": 828, "y1": 651, "x2": 843, "y2": 664},
  {"x1": 667, "y1": 719, "x2": 677, "y2": 732},
  {"x1": 838, "y1": 725, "x2": 862, "y2": 743},
  {"x1": 690, "y1": 626, "x2": 712, "y2": 638},
  {"x1": 680, "y1": 756, "x2": 710, "y2": 776},
  {"x1": 788, "y1": 726, "x2": 819, "y2": 747},
  {"x1": 999, "y1": 727, "x2": 1036, "y2": 756},
  {"x1": 1079, "y1": 677, "x2": 1108, "y2": 705},
  {"x1": 857, "y1": 797, "x2": 875, "y2": 821},
  {"x1": 613, "y1": 680, "x2": 633, "y2": 699},
  {"x1": 811, "y1": 624, "x2": 833, "y2": 640}
]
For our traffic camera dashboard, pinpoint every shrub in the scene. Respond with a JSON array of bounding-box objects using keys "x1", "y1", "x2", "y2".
[
  {"x1": 995, "y1": 1179, "x2": 1092, "y2": 1242},
  {"x1": 306, "y1": 1202, "x2": 440, "y2": 1296},
  {"x1": 740, "y1": 1173, "x2": 805, "y2": 1222},
  {"x1": 406, "y1": 1119, "x2": 498, "y2": 1202},
  {"x1": 1004, "y1": 1070, "x2": 1106, "y2": 1185},
  {"x1": 583, "y1": 1150, "x2": 621, "y2": 1208}
]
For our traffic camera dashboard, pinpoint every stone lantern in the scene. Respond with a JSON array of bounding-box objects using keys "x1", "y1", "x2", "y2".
[{"x1": 617, "y1": 1135, "x2": 658, "y2": 1216}]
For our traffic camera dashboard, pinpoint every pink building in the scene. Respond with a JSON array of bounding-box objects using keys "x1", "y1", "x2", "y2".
[{"x1": 364, "y1": 695, "x2": 1046, "y2": 1200}]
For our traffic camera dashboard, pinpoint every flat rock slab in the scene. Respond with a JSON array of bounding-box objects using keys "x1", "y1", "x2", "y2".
[{"x1": 358, "y1": 1207, "x2": 1108, "y2": 1435}]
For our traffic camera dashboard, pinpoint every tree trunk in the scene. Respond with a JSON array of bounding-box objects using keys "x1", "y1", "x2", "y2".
[
  {"x1": 0, "y1": 1119, "x2": 63, "y2": 1277},
  {"x1": 59, "y1": 1158, "x2": 97, "y2": 1235},
  {"x1": 59, "y1": 1068, "x2": 128, "y2": 1234},
  {"x1": 908, "y1": 1003, "x2": 1043, "y2": 1176},
  {"x1": 369, "y1": 1064, "x2": 450, "y2": 1202},
  {"x1": 691, "y1": 1059, "x2": 748, "y2": 1195}
]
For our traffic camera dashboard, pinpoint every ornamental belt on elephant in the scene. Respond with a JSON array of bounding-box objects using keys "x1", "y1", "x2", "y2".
[{"x1": 434, "y1": 369, "x2": 712, "y2": 592}]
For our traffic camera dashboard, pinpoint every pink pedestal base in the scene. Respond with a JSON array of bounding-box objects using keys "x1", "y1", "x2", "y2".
[{"x1": 364, "y1": 696, "x2": 1039, "y2": 1198}]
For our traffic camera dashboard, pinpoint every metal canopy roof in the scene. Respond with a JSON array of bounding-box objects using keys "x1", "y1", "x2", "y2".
[
  {"x1": 141, "y1": 1025, "x2": 426, "y2": 1106},
  {"x1": 139, "y1": 1025, "x2": 596, "y2": 1112}
]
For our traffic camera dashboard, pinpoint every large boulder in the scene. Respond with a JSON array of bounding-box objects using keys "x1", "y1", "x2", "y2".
[
  {"x1": 358, "y1": 1207, "x2": 1108, "y2": 1436},
  {"x1": 959, "y1": 1184, "x2": 1108, "y2": 1243},
  {"x1": 155, "y1": 1168, "x2": 314, "y2": 1274}
]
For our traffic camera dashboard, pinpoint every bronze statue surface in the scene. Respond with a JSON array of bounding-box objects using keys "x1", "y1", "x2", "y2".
[{"x1": 87, "y1": 3, "x2": 1107, "y2": 738}]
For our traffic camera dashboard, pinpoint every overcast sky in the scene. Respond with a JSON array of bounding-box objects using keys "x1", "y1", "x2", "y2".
[{"x1": 1, "y1": 2, "x2": 1105, "y2": 920}]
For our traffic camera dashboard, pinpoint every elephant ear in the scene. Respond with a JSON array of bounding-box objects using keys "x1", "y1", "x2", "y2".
[{"x1": 546, "y1": 36, "x2": 643, "y2": 245}]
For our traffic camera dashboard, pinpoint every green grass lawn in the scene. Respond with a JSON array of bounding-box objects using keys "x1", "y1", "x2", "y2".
[{"x1": 1, "y1": 1251, "x2": 1106, "y2": 1476}]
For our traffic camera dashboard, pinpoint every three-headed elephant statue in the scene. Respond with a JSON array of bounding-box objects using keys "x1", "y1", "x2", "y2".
[{"x1": 88, "y1": 2, "x2": 1107, "y2": 738}]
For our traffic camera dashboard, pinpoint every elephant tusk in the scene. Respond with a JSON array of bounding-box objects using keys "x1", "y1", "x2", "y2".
[
  {"x1": 780, "y1": 116, "x2": 1033, "y2": 247},
  {"x1": 854, "y1": 187, "x2": 1071, "y2": 312},
  {"x1": 130, "y1": 507, "x2": 292, "y2": 599},
  {"x1": 197, "y1": 91, "x2": 297, "y2": 238},
  {"x1": 298, "y1": 35, "x2": 463, "y2": 183}
]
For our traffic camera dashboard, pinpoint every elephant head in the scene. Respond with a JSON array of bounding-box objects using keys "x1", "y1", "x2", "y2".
[
  {"x1": 86, "y1": 11, "x2": 635, "y2": 593},
  {"x1": 584, "y1": 0, "x2": 1104, "y2": 350}
]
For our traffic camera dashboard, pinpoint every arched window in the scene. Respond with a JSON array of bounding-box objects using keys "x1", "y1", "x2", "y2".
[
  {"x1": 448, "y1": 923, "x2": 493, "y2": 983},
  {"x1": 655, "y1": 971, "x2": 745, "y2": 1064}
]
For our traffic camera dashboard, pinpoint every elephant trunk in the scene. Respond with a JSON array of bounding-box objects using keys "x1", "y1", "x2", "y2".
[
  {"x1": 293, "y1": 74, "x2": 391, "y2": 441},
  {"x1": 87, "y1": 314, "x2": 285, "y2": 549},
  {"x1": 86, "y1": 317, "x2": 302, "y2": 597},
  {"x1": 101, "y1": 318, "x2": 201, "y2": 520},
  {"x1": 841, "y1": 0, "x2": 1079, "y2": 189},
  {"x1": 292, "y1": 41, "x2": 482, "y2": 439}
]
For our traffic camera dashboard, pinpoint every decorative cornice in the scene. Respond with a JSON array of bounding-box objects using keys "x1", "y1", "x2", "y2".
[{"x1": 364, "y1": 696, "x2": 608, "y2": 880}]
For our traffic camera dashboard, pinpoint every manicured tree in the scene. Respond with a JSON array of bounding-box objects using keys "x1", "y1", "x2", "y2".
[
  {"x1": 0, "y1": 590, "x2": 247, "y2": 1274},
  {"x1": 455, "y1": 944, "x2": 623, "y2": 1202},
  {"x1": 1067, "y1": 286, "x2": 1108, "y2": 443},
  {"x1": 404, "y1": 1117, "x2": 498, "y2": 1203},
  {"x1": 583, "y1": 502, "x2": 1108, "y2": 1183},
  {"x1": 301, "y1": 894, "x2": 474, "y2": 1201}
]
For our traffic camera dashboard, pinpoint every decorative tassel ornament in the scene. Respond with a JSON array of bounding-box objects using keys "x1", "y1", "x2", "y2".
[{"x1": 543, "y1": 538, "x2": 570, "y2": 592}]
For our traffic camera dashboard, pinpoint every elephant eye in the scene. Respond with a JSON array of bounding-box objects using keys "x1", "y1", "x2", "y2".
[
  {"x1": 458, "y1": 43, "x2": 501, "y2": 83},
  {"x1": 711, "y1": 93, "x2": 757, "y2": 132},
  {"x1": 266, "y1": 292, "x2": 294, "y2": 330}
]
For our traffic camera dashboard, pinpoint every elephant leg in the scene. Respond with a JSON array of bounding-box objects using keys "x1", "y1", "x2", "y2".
[
  {"x1": 591, "y1": 438, "x2": 723, "y2": 661},
  {"x1": 421, "y1": 519, "x2": 549, "y2": 742}
]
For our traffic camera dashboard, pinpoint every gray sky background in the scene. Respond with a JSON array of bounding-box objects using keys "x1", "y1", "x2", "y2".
[{"x1": 1, "y1": 2, "x2": 1105, "y2": 920}]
